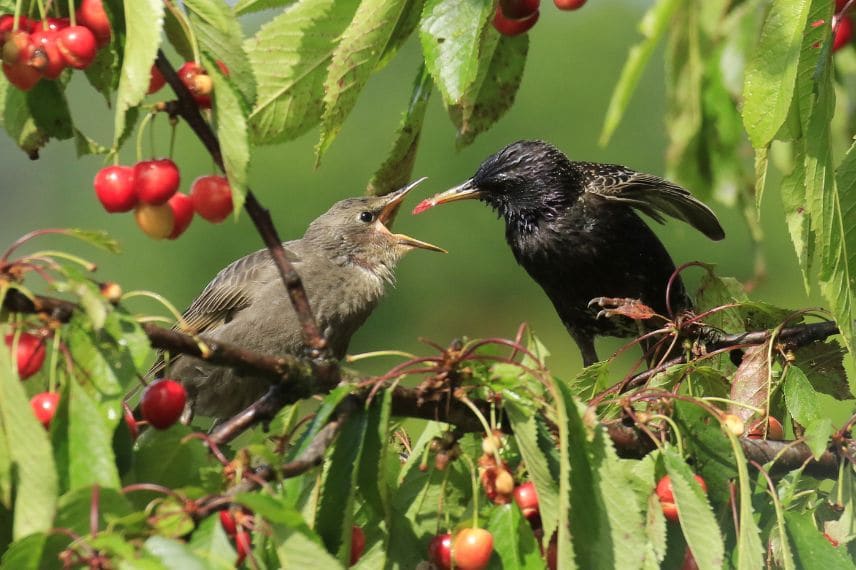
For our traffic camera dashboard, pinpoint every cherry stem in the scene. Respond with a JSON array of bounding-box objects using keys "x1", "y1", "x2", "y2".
[
  {"x1": 461, "y1": 454, "x2": 480, "y2": 529},
  {"x1": 35, "y1": 0, "x2": 46, "y2": 27},
  {"x1": 12, "y1": 0, "x2": 22, "y2": 31},
  {"x1": 135, "y1": 111, "x2": 157, "y2": 163},
  {"x1": 66, "y1": 0, "x2": 75, "y2": 26},
  {"x1": 0, "y1": 228, "x2": 75, "y2": 264}
]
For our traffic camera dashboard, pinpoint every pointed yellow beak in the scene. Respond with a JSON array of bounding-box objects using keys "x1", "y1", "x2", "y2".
[
  {"x1": 412, "y1": 179, "x2": 484, "y2": 214},
  {"x1": 377, "y1": 178, "x2": 447, "y2": 253}
]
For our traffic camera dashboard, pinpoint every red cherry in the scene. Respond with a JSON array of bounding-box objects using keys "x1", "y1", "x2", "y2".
[
  {"x1": 219, "y1": 510, "x2": 237, "y2": 536},
  {"x1": 134, "y1": 203, "x2": 175, "y2": 240},
  {"x1": 513, "y1": 482, "x2": 540, "y2": 523},
  {"x1": 3, "y1": 30, "x2": 31, "y2": 65},
  {"x1": 56, "y1": 25, "x2": 97, "y2": 69},
  {"x1": 833, "y1": 16, "x2": 853, "y2": 52},
  {"x1": 134, "y1": 159, "x2": 180, "y2": 205},
  {"x1": 167, "y1": 192, "x2": 194, "y2": 239},
  {"x1": 30, "y1": 392, "x2": 60, "y2": 429},
  {"x1": 94, "y1": 165, "x2": 137, "y2": 212},
  {"x1": 147, "y1": 64, "x2": 165, "y2": 94},
  {"x1": 554, "y1": 0, "x2": 587, "y2": 9},
  {"x1": 428, "y1": 533, "x2": 452, "y2": 570},
  {"x1": 235, "y1": 530, "x2": 251, "y2": 565},
  {"x1": 76, "y1": 0, "x2": 112, "y2": 46},
  {"x1": 44, "y1": 18, "x2": 70, "y2": 32},
  {"x1": 350, "y1": 526, "x2": 365, "y2": 566},
  {"x1": 140, "y1": 379, "x2": 186, "y2": 429},
  {"x1": 836, "y1": 0, "x2": 848, "y2": 12},
  {"x1": 2, "y1": 60, "x2": 41, "y2": 90},
  {"x1": 492, "y1": 5, "x2": 539, "y2": 36},
  {"x1": 29, "y1": 29, "x2": 65, "y2": 79},
  {"x1": 190, "y1": 175, "x2": 234, "y2": 222},
  {"x1": 177, "y1": 61, "x2": 213, "y2": 108},
  {"x1": 453, "y1": 528, "x2": 493, "y2": 570},
  {"x1": 500, "y1": 0, "x2": 540, "y2": 19},
  {"x1": 4, "y1": 332, "x2": 46, "y2": 379},
  {"x1": 655, "y1": 475, "x2": 707, "y2": 522},
  {"x1": 0, "y1": 15, "x2": 33, "y2": 36}
]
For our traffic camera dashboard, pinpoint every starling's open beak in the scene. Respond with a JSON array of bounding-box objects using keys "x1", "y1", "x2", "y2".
[
  {"x1": 412, "y1": 179, "x2": 484, "y2": 214},
  {"x1": 377, "y1": 178, "x2": 447, "y2": 253}
]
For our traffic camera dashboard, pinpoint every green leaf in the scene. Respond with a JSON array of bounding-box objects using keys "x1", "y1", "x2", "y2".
[
  {"x1": 782, "y1": 158, "x2": 812, "y2": 291},
  {"x1": 315, "y1": 409, "x2": 368, "y2": 564},
  {"x1": 741, "y1": 0, "x2": 811, "y2": 148},
  {"x1": 785, "y1": 510, "x2": 854, "y2": 568},
  {"x1": 566, "y1": 361, "x2": 610, "y2": 400},
  {"x1": 375, "y1": 0, "x2": 425, "y2": 69},
  {"x1": 550, "y1": 379, "x2": 578, "y2": 570},
  {"x1": 234, "y1": 0, "x2": 297, "y2": 15},
  {"x1": 205, "y1": 52, "x2": 249, "y2": 216},
  {"x1": 113, "y1": 0, "x2": 164, "y2": 146},
  {"x1": 600, "y1": 0, "x2": 681, "y2": 145},
  {"x1": 163, "y1": 2, "x2": 195, "y2": 62},
  {"x1": 0, "y1": 334, "x2": 58, "y2": 540},
  {"x1": 27, "y1": 81, "x2": 73, "y2": 141},
  {"x1": 356, "y1": 390, "x2": 393, "y2": 524},
  {"x1": 829, "y1": 138, "x2": 856, "y2": 362},
  {"x1": 3, "y1": 84, "x2": 50, "y2": 158},
  {"x1": 144, "y1": 536, "x2": 209, "y2": 570},
  {"x1": 663, "y1": 449, "x2": 726, "y2": 570},
  {"x1": 316, "y1": 0, "x2": 409, "y2": 161},
  {"x1": 55, "y1": 486, "x2": 133, "y2": 537},
  {"x1": 184, "y1": 0, "x2": 256, "y2": 106},
  {"x1": 245, "y1": 0, "x2": 359, "y2": 145},
  {"x1": 782, "y1": 365, "x2": 822, "y2": 426},
  {"x1": 66, "y1": 313, "x2": 134, "y2": 399},
  {"x1": 74, "y1": 128, "x2": 110, "y2": 156},
  {"x1": 448, "y1": 31, "x2": 527, "y2": 148},
  {"x1": 366, "y1": 64, "x2": 432, "y2": 196},
  {"x1": 188, "y1": 513, "x2": 236, "y2": 569},
  {"x1": 67, "y1": 379, "x2": 121, "y2": 490},
  {"x1": 722, "y1": 432, "x2": 764, "y2": 570},
  {"x1": 794, "y1": 341, "x2": 852, "y2": 400},
  {"x1": 418, "y1": 0, "x2": 493, "y2": 106},
  {"x1": 486, "y1": 504, "x2": 542, "y2": 569},
  {"x1": 0, "y1": 532, "x2": 71, "y2": 570},
  {"x1": 126, "y1": 424, "x2": 210, "y2": 490},
  {"x1": 803, "y1": 417, "x2": 833, "y2": 460},
  {"x1": 270, "y1": 516, "x2": 342, "y2": 569}
]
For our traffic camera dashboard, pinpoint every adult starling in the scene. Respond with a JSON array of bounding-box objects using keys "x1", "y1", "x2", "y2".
[
  {"x1": 414, "y1": 140, "x2": 724, "y2": 366},
  {"x1": 159, "y1": 180, "x2": 444, "y2": 419}
]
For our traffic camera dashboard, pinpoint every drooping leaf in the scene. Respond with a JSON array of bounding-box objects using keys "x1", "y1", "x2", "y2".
[
  {"x1": 144, "y1": 536, "x2": 209, "y2": 569},
  {"x1": 0, "y1": 335, "x2": 58, "y2": 539},
  {"x1": 126, "y1": 424, "x2": 210, "y2": 491},
  {"x1": 245, "y1": 0, "x2": 359, "y2": 145},
  {"x1": 66, "y1": 379, "x2": 121, "y2": 490},
  {"x1": 794, "y1": 341, "x2": 852, "y2": 400},
  {"x1": 486, "y1": 503, "x2": 542, "y2": 569},
  {"x1": 367, "y1": 64, "x2": 432, "y2": 197},
  {"x1": 418, "y1": 0, "x2": 493, "y2": 107},
  {"x1": 26, "y1": 81, "x2": 73, "y2": 141},
  {"x1": 803, "y1": 417, "x2": 834, "y2": 460},
  {"x1": 741, "y1": 0, "x2": 811, "y2": 148},
  {"x1": 316, "y1": 0, "x2": 409, "y2": 161},
  {"x1": 3, "y1": 83, "x2": 49, "y2": 158},
  {"x1": 233, "y1": 0, "x2": 297, "y2": 15},
  {"x1": 600, "y1": 0, "x2": 681, "y2": 145},
  {"x1": 188, "y1": 513, "x2": 237, "y2": 569},
  {"x1": 375, "y1": 0, "x2": 425, "y2": 69},
  {"x1": 785, "y1": 510, "x2": 854, "y2": 568},
  {"x1": 356, "y1": 390, "x2": 393, "y2": 525},
  {"x1": 723, "y1": 432, "x2": 764, "y2": 570},
  {"x1": 113, "y1": 0, "x2": 164, "y2": 146},
  {"x1": 782, "y1": 365, "x2": 822, "y2": 427},
  {"x1": 206, "y1": 52, "x2": 249, "y2": 216},
  {"x1": 728, "y1": 343, "x2": 771, "y2": 423}
]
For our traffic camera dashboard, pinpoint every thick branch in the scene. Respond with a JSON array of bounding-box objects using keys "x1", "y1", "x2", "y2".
[{"x1": 154, "y1": 51, "x2": 330, "y2": 361}]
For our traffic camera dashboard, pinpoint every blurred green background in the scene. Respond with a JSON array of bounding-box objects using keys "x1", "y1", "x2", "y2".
[{"x1": 0, "y1": 2, "x2": 821, "y2": 380}]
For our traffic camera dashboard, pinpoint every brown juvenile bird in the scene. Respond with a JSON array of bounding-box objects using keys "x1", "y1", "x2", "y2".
[
  {"x1": 160, "y1": 180, "x2": 444, "y2": 419},
  {"x1": 414, "y1": 140, "x2": 724, "y2": 366}
]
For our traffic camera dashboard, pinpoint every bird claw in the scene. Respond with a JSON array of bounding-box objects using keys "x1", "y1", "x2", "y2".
[{"x1": 588, "y1": 297, "x2": 657, "y2": 321}]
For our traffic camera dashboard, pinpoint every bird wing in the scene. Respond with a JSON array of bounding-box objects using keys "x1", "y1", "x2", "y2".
[
  {"x1": 146, "y1": 245, "x2": 301, "y2": 378},
  {"x1": 577, "y1": 162, "x2": 725, "y2": 241}
]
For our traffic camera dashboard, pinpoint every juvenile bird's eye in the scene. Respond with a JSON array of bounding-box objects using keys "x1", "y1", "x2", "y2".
[{"x1": 359, "y1": 211, "x2": 375, "y2": 223}]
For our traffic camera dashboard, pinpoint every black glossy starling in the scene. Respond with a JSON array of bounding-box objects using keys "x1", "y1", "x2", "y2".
[
  {"x1": 414, "y1": 140, "x2": 724, "y2": 366},
  {"x1": 157, "y1": 180, "x2": 444, "y2": 419}
]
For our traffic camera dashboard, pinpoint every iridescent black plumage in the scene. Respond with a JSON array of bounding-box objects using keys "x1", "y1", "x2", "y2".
[{"x1": 423, "y1": 140, "x2": 725, "y2": 365}]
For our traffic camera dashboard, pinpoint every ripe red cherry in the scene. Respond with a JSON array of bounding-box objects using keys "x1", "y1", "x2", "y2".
[
  {"x1": 4, "y1": 332, "x2": 46, "y2": 379},
  {"x1": 30, "y1": 392, "x2": 60, "y2": 429},
  {"x1": 513, "y1": 482, "x2": 540, "y2": 523},
  {"x1": 2, "y1": 59, "x2": 41, "y2": 90},
  {"x1": 833, "y1": 16, "x2": 853, "y2": 52},
  {"x1": 428, "y1": 533, "x2": 452, "y2": 570},
  {"x1": 235, "y1": 530, "x2": 251, "y2": 565},
  {"x1": 56, "y1": 25, "x2": 97, "y2": 69},
  {"x1": 167, "y1": 192, "x2": 194, "y2": 239},
  {"x1": 492, "y1": 5, "x2": 539, "y2": 36},
  {"x1": 134, "y1": 159, "x2": 180, "y2": 205},
  {"x1": 500, "y1": 0, "x2": 540, "y2": 19},
  {"x1": 29, "y1": 29, "x2": 65, "y2": 79},
  {"x1": 76, "y1": 0, "x2": 112, "y2": 46},
  {"x1": 554, "y1": 0, "x2": 587, "y2": 9},
  {"x1": 656, "y1": 474, "x2": 708, "y2": 522},
  {"x1": 44, "y1": 18, "x2": 70, "y2": 32},
  {"x1": 147, "y1": 64, "x2": 165, "y2": 94},
  {"x1": 219, "y1": 510, "x2": 237, "y2": 536},
  {"x1": 190, "y1": 175, "x2": 234, "y2": 222},
  {"x1": 2, "y1": 30, "x2": 31, "y2": 65},
  {"x1": 836, "y1": 0, "x2": 848, "y2": 12},
  {"x1": 350, "y1": 526, "x2": 365, "y2": 565},
  {"x1": 94, "y1": 165, "x2": 137, "y2": 212},
  {"x1": 140, "y1": 379, "x2": 186, "y2": 429},
  {"x1": 453, "y1": 528, "x2": 493, "y2": 570},
  {"x1": 178, "y1": 61, "x2": 214, "y2": 108}
]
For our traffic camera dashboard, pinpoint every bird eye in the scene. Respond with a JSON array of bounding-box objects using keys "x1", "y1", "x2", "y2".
[{"x1": 359, "y1": 211, "x2": 375, "y2": 223}]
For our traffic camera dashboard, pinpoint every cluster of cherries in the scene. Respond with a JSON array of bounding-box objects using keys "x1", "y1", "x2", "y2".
[
  {"x1": 147, "y1": 59, "x2": 229, "y2": 109},
  {"x1": 493, "y1": 0, "x2": 586, "y2": 37},
  {"x1": 0, "y1": 0, "x2": 109, "y2": 90},
  {"x1": 94, "y1": 160, "x2": 234, "y2": 240}
]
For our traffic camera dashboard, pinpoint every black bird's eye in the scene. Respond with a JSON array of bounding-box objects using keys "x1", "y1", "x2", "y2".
[{"x1": 359, "y1": 211, "x2": 375, "y2": 223}]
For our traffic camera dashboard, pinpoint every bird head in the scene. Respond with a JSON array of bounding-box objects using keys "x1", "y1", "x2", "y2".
[
  {"x1": 413, "y1": 140, "x2": 575, "y2": 230},
  {"x1": 304, "y1": 178, "x2": 445, "y2": 280}
]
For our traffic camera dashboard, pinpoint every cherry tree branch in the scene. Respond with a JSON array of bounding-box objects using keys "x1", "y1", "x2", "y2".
[{"x1": 153, "y1": 50, "x2": 331, "y2": 365}]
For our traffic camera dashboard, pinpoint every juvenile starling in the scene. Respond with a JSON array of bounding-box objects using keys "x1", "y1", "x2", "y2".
[
  {"x1": 414, "y1": 140, "x2": 724, "y2": 366},
  {"x1": 160, "y1": 180, "x2": 444, "y2": 419}
]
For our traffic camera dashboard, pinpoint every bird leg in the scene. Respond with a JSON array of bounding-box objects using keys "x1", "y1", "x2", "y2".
[
  {"x1": 588, "y1": 297, "x2": 657, "y2": 321},
  {"x1": 571, "y1": 331, "x2": 599, "y2": 367}
]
